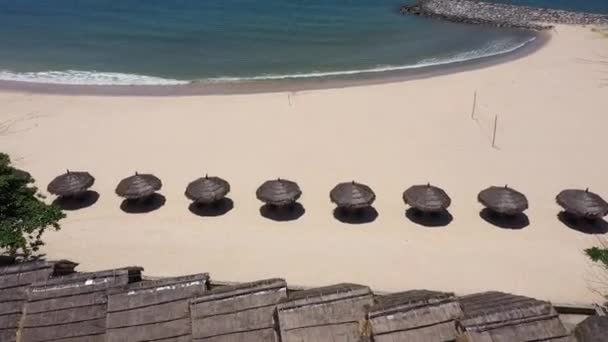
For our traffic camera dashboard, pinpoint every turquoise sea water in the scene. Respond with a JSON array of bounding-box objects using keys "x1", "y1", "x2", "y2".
[{"x1": 0, "y1": 0, "x2": 602, "y2": 85}]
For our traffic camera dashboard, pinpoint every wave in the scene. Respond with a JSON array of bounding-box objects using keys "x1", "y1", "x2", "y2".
[
  {"x1": 0, "y1": 70, "x2": 190, "y2": 86},
  {"x1": 204, "y1": 36, "x2": 537, "y2": 83},
  {"x1": 0, "y1": 36, "x2": 535, "y2": 86}
]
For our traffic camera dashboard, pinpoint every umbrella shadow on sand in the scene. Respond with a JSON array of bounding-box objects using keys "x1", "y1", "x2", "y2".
[
  {"x1": 557, "y1": 211, "x2": 608, "y2": 234},
  {"x1": 479, "y1": 208, "x2": 529, "y2": 230},
  {"x1": 52, "y1": 191, "x2": 100, "y2": 211},
  {"x1": 189, "y1": 198, "x2": 234, "y2": 217},
  {"x1": 120, "y1": 193, "x2": 166, "y2": 214},
  {"x1": 405, "y1": 208, "x2": 452, "y2": 227},
  {"x1": 260, "y1": 203, "x2": 305, "y2": 222},
  {"x1": 334, "y1": 207, "x2": 378, "y2": 224}
]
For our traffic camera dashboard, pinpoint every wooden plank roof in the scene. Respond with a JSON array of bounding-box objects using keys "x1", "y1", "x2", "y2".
[
  {"x1": 0, "y1": 260, "x2": 77, "y2": 342},
  {"x1": 106, "y1": 273, "x2": 208, "y2": 342},
  {"x1": 190, "y1": 278, "x2": 286, "y2": 342},
  {"x1": 457, "y1": 291, "x2": 570, "y2": 341},
  {"x1": 20, "y1": 266, "x2": 142, "y2": 342},
  {"x1": 369, "y1": 290, "x2": 463, "y2": 342},
  {"x1": 574, "y1": 316, "x2": 608, "y2": 342},
  {"x1": 277, "y1": 283, "x2": 374, "y2": 342}
]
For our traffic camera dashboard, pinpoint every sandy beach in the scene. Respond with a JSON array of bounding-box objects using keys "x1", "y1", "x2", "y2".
[{"x1": 1, "y1": 25, "x2": 607, "y2": 304}]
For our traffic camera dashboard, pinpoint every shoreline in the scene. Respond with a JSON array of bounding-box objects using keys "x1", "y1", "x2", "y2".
[
  {"x1": 1, "y1": 25, "x2": 607, "y2": 304},
  {"x1": 0, "y1": 30, "x2": 549, "y2": 97}
]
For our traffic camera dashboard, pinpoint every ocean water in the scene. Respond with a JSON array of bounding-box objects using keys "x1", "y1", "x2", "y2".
[{"x1": 0, "y1": 0, "x2": 598, "y2": 86}]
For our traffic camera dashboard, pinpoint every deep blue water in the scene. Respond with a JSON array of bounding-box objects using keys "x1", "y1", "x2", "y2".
[{"x1": 0, "y1": 0, "x2": 601, "y2": 85}]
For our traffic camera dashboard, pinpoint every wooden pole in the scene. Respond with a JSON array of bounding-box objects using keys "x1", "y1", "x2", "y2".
[
  {"x1": 492, "y1": 114, "x2": 498, "y2": 148},
  {"x1": 471, "y1": 90, "x2": 477, "y2": 120}
]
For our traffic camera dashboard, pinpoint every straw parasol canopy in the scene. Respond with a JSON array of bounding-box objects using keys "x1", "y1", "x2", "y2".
[
  {"x1": 185, "y1": 175, "x2": 230, "y2": 204},
  {"x1": 478, "y1": 185, "x2": 528, "y2": 215},
  {"x1": 256, "y1": 178, "x2": 302, "y2": 206},
  {"x1": 47, "y1": 170, "x2": 95, "y2": 197},
  {"x1": 330, "y1": 181, "x2": 375, "y2": 209},
  {"x1": 556, "y1": 188, "x2": 608, "y2": 219},
  {"x1": 115, "y1": 172, "x2": 162, "y2": 199},
  {"x1": 403, "y1": 183, "x2": 451, "y2": 213}
]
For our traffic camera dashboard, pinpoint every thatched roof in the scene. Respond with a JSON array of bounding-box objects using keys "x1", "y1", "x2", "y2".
[
  {"x1": 47, "y1": 170, "x2": 95, "y2": 197},
  {"x1": 1, "y1": 259, "x2": 602, "y2": 342},
  {"x1": 330, "y1": 181, "x2": 376, "y2": 209},
  {"x1": 403, "y1": 184, "x2": 451, "y2": 212},
  {"x1": 115, "y1": 172, "x2": 162, "y2": 199},
  {"x1": 190, "y1": 278, "x2": 286, "y2": 341},
  {"x1": 256, "y1": 178, "x2": 302, "y2": 206},
  {"x1": 106, "y1": 274, "x2": 208, "y2": 342},
  {"x1": 574, "y1": 316, "x2": 608, "y2": 341},
  {"x1": 0, "y1": 261, "x2": 77, "y2": 342},
  {"x1": 277, "y1": 283, "x2": 374, "y2": 342},
  {"x1": 21, "y1": 266, "x2": 142, "y2": 342},
  {"x1": 369, "y1": 290, "x2": 463, "y2": 342},
  {"x1": 457, "y1": 291, "x2": 569, "y2": 341},
  {"x1": 185, "y1": 175, "x2": 230, "y2": 204},
  {"x1": 478, "y1": 185, "x2": 528, "y2": 215},
  {"x1": 557, "y1": 189, "x2": 608, "y2": 219}
]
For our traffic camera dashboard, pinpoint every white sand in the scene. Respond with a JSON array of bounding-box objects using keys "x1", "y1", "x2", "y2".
[{"x1": 1, "y1": 25, "x2": 607, "y2": 304}]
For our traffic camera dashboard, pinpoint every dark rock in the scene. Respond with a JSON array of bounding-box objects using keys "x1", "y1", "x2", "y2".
[{"x1": 401, "y1": 0, "x2": 608, "y2": 30}]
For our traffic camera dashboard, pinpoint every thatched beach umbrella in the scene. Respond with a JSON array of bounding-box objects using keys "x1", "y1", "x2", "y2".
[
  {"x1": 47, "y1": 170, "x2": 95, "y2": 197},
  {"x1": 185, "y1": 175, "x2": 230, "y2": 204},
  {"x1": 478, "y1": 185, "x2": 528, "y2": 215},
  {"x1": 256, "y1": 178, "x2": 302, "y2": 206},
  {"x1": 556, "y1": 188, "x2": 608, "y2": 219},
  {"x1": 115, "y1": 172, "x2": 162, "y2": 199},
  {"x1": 330, "y1": 181, "x2": 375, "y2": 209},
  {"x1": 403, "y1": 183, "x2": 451, "y2": 213}
]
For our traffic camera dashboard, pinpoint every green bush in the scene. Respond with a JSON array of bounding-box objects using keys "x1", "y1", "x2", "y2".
[{"x1": 0, "y1": 153, "x2": 64, "y2": 257}]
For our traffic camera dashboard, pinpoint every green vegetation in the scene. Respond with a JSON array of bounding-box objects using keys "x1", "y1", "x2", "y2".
[
  {"x1": 0, "y1": 152, "x2": 64, "y2": 257},
  {"x1": 586, "y1": 246, "x2": 608, "y2": 267},
  {"x1": 586, "y1": 243, "x2": 608, "y2": 302}
]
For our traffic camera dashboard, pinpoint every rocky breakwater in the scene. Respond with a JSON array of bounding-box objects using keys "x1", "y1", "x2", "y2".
[{"x1": 401, "y1": 0, "x2": 608, "y2": 30}]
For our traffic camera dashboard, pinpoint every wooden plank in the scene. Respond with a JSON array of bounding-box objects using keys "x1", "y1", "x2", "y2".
[
  {"x1": 0, "y1": 268, "x2": 53, "y2": 289},
  {"x1": 191, "y1": 288, "x2": 286, "y2": 317},
  {"x1": 25, "y1": 291, "x2": 107, "y2": 314},
  {"x1": 21, "y1": 318, "x2": 106, "y2": 342},
  {"x1": 487, "y1": 317, "x2": 568, "y2": 341},
  {"x1": 0, "y1": 262, "x2": 51, "y2": 276},
  {"x1": 27, "y1": 277, "x2": 122, "y2": 301},
  {"x1": 374, "y1": 320, "x2": 457, "y2": 342},
  {"x1": 192, "y1": 279, "x2": 284, "y2": 303},
  {"x1": 107, "y1": 300, "x2": 189, "y2": 328},
  {"x1": 280, "y1": 322, "x2": 363, "y2": 342},
  {"x1": 192, "y1": 305, "x2": 276, "y2": 338},
  {"x1": 0, "y1": 300, "x2": 23, "y2": 315},
  {"x1": 46, "y1": 334, "x2": 106, "y2": 342},
  {"x1": 370, "y1": 301, "x2": 461, "y2": 334},
  {"x1": 0, "y1": 287, "x2": 27, "y2": 302},
  {"x1": 0, "y1": 327, "x2": 17, "y2": 342},
  {"x1": 106, "y1": 317, "x2": 191, "y2": 342},
  {"x1": 194, "y1": 328, "x2": 278, "y2": 342},
  {"x1": 0, "y1": 313, "x2": 21, "y2": 329},
  {"x1": 278, "y1": 295, "x2": 373, "y2": 331},
  {"x1": 113, "y1": 274, "x2": 207, "y2": 292},
  {"x1": 108, "y1": 280, "x2": 206, "y2": 312},
  {"x1": 279, "y1": 284, "x2": 371, "y2": 311},
  {"x1": 22, "y1": 304, "x2": 106, "y2": 327}
]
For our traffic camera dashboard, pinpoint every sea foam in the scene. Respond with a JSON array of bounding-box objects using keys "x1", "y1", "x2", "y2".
[
  {"x1": 204, "y1": 36, "x2": 536, "y2": 83},
  {"x1": 0, "y1": 70, "x2": 190, "y2": 86}
]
